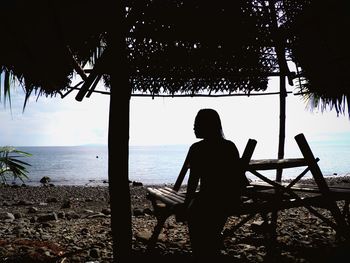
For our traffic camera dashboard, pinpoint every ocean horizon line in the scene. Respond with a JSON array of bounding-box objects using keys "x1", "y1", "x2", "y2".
[
  {"x1": 14, "y1": 143, "x2": 191, "y2": 148},
  {"x1": 14, "y1": 144, "x2": 107, "y2": 148},
  {"x1": 11, "y1": 135, "x2": 350, "y2": 149}
]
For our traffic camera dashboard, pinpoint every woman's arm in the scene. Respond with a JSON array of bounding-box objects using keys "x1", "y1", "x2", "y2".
[{"x1": 184, "y1": 170, "x2": 199, "y2": 206}]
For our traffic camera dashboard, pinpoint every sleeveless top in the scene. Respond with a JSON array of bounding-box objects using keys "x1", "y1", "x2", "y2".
[{"x1": 187, "y1": 138, "x2": 247, "y2": 209}]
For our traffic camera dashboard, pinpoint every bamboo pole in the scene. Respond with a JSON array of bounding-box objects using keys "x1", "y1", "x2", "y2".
[
  {"x1": 276, "y1": 75, "x2": 287, "y2": 182},
  {"x1": 265, "y1": 0, "x2": 291, "y2": 248}
]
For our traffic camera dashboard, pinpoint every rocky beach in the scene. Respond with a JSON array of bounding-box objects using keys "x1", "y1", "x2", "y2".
[{"x1": 1, "y1": 177, "x2": 350, "y2": 262}]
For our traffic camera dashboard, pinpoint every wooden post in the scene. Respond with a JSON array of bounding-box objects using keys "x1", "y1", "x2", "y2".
[
  {"x1": 107, "y1": 2, "x2": 132, "y2": 262},
  {"x1": 276, "y1": 75, "x2": 287, "y2": 182},
  {"x1": 108, "y1": 72, "x2": 132, "y2": 262}
]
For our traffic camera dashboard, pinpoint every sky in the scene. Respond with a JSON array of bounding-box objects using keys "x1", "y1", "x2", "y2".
[{"x1": 1, "y1": 77, "x2": 350, "y2": 158}]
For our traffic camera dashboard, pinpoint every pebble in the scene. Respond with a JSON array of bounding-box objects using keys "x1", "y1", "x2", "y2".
[
  {"x1": 0, "y1": 179, "x2": 349, "y2": 262},
  {"x1": 37, "y1": 212, "x2": 58, "y2": 222},
  {"x1": 61, "y1": 199, "x2": 72, "y2": 208},
  {"x1": 47, "y1": 197, "x2": 58, "y2": 203},
  {"x1": 27, "y1": 206, "x2": 38, "y2": 213},
  {"x1": 89, "y1": 248, "x2": 101, "y2": 258},
  {"x1": 101, "y1": 208, "x2": 111, "y2": 215},
  {"x1": 0, "y1": 212, "x2": 15, "y2": 221}
]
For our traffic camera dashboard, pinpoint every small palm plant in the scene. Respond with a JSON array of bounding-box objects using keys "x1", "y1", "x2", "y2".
[{"x1": 0, "y1": 146, "x2": 31, "y2": 184}]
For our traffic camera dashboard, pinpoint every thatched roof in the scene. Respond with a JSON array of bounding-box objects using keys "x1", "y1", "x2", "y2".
[
  {"x1": 283, "y1": 0, "x2": 350, "y2": 115},
  {"x1": 0, "y1": 0, "x2": 349, "y2": 113},
  {"x1": 0, "y1": 0, "x2": 112, "y2": 94}
]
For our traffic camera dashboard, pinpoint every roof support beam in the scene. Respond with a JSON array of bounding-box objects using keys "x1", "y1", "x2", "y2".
[{"x1": 130, "y1": 91, "x2": 292, "y2": 98}]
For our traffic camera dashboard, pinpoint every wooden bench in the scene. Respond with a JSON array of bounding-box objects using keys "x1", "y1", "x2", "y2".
[{"x1": 146, "y1": 133, "x2": 350, "y2": 249}]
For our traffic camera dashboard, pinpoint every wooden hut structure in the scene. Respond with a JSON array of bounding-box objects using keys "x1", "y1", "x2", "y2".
[{"x1": 1, "y1": 0, "x2": 349, "y2": 261}]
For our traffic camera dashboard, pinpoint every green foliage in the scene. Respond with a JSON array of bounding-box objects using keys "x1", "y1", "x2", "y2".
[{"x1": 0, "y1": 146, "x2": 31, "y2": 184}]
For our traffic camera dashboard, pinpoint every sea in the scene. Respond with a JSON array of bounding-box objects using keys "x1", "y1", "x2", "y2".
[{"x1": 11, "y1": 141, "x2": 350, "y2": 186}]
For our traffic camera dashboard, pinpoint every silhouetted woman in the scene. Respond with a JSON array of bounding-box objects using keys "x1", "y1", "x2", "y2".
[{"x1": 181, "y1": 108, "x2": 247, "y2": 261}]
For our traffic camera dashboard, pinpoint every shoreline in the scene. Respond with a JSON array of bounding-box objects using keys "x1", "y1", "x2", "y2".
[
  {"x1": 5, "y1": 173, "x2": 350, "y2": 189},
  {"x1": 1, "y1": 176, "x2": 350, "y2": 262},
  {"x1": 18, "y1": 172, "x2": 350, "y2": 188}
]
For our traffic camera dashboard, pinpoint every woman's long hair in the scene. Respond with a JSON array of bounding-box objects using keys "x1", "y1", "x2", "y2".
[{"x1": 194, "y1": 108, "x2": 225, "y2": 139}]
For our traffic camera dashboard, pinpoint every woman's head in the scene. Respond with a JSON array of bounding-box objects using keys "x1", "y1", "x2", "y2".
[{"x1": 194, "y1": 108, "x2": 224, "y2": 139}]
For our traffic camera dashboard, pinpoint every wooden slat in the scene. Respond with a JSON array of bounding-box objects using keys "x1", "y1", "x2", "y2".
[
  {"x1": 147, "y1": 188, "x2": 178, "y2": 206},
  {"x1": 249, "y1": 158, "x2": 307, "y2": 170},
  {"x1": 250, "y1": 182, "x2": 350, "y2": 202},
  {"x1": 157, "y1": 188, "x2": 185, "y2": 204},
  {"x1": 163, "y1": 187, "x2": 187, "y2": 200}
]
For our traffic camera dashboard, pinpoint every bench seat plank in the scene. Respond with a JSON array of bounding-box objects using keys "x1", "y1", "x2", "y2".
[
  {"x1": 147, "y1": 188, "x2": 180, "y2": 206},
  {"x1": 147, "y1": 187, "x2": 186, "y2": 206},
  {"x1": 250, "y1": 181, "x2": 350, "y2": 199},
  {"x1": 249, "y1": 158, "x2": 307, "y2": 170},
  {"x1": 157, "y1": 187, "x2": 185, "y2": 203}
]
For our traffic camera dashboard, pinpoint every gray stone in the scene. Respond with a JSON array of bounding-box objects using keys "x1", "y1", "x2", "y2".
[
  {"x1": 61, "y1": 200, "x2": 71, "y2": 208},
  {"x1": 17, "y1": 200, "x2": 34, "y2": 206},
  {"x1": 135, "y1": 230, "x2": 152, "y2": 241},
  {"x1": 28, "y1": 206, "x2": 38, "y2": 213},
  {"x1": 65, "y1": 211, "x2": 80, "y2": 220},
  {"x1": 13, "y1": 226, "x2": 25, "y2": 235},
  {"x1": 47, "y1": 197, "x2": 58, "y2": 203},
  {"x1": 84, "y1": 209, "x2": 95, "y2": 214},
  {"x1": 89, "y1": 248, "x2": 100, "y2": 258},
  {"x1": 41, "y1": 222, "x2": 52, "y2": 228},
  {"x1": 0, "y1": 212, "x2": 15, "y2": 221},
  {"x1": 80, "y1": 228, "x2": 89, "y2": 235},
  {"x1": 40, "y1": 176, "x2": 51, "y2": 185},
  {"x1": 37, "y1": 212, "x2": 58, "y2": 222},
  {"x1": 143, "y1": 208, "x2": 153, "y2": 215},
  {"x1": 87, "y1": 213, "x2": 107, "y2": 219},
  {"x1": 14, "y1": 212, "x2": 24, "y2": 219},
  {"x1": 133, "y1": 208, "x2": 144, "y2": 216},
  {"x1": 101, "y1": 208, "x2": 111, "y2": 215},
  {"x1": 57, "y1": 211, "x2": 65, "y2": 219}
]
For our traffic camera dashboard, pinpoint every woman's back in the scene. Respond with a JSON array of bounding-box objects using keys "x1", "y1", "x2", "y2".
[{"x1": 189, "y1": 138, "x2": 245, "y2": 203}]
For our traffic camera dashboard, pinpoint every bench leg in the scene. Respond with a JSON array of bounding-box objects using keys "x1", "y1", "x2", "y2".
[
  {"x1": 147, "y1": 212, "x2": 169, "y2": 251},
  {"x1": 295, "y1": 134, "x2": 350, "y2": 240}
]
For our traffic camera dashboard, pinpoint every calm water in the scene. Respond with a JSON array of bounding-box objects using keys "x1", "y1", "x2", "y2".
[
  {"x1": 12, "y1": 142, "x2": 350, "y2": 186},
  {"x1": 17, "y1": 146, "x2": 109, "y2": 186}
]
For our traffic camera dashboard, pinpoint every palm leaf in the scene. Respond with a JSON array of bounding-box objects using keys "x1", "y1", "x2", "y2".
[
  {"x1": 1, "y1": 147, "x2": 32, "y2": 157},
  {"x1": 0, "y1": 147, "x2": 31, "y2": 183}
]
